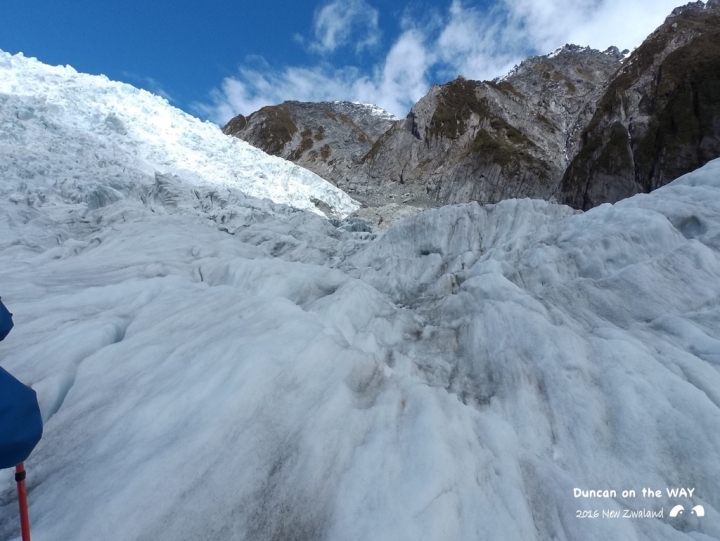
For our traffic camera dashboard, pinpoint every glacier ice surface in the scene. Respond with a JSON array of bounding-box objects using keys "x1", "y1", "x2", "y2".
[
  {"x1": 1, "y1": 51, "x2": 720, "y2": 541},
  {"x1": 0, "y1": 50, "x2": 359, "y2": 219}
]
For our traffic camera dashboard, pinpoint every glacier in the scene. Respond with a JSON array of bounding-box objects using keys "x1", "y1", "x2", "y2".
[
  {"x1": 1, "y1": 51, "x2": 720, "y2": 541},
  {"x1": 0, "y1": 51, "x2": 359, "y2": 219}
]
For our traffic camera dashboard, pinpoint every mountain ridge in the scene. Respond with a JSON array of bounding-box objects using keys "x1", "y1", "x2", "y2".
[
  {"x1": 560, "y1": 0, "x2": 720, "y2": 208},
  {"x1": 222, "y1": 100, "x2": 397, "y2": 200},
  {"x1": 224, "y1": 1, "x2": 720, "y2": 226}
]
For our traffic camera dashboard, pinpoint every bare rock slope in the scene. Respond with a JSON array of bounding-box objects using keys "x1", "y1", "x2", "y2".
[
  {"x1": 357, "y1": 45, "x2": 626, "y2": 209},
  {"x1": 224, "y1": 1, "x2": 720, "y2": 218},
  {"x1": 560, "y1": 0, "x2": 720, "y2": 209},
  {"x1": 222, "y1": 100, "x2": 397, "y2": 194}
]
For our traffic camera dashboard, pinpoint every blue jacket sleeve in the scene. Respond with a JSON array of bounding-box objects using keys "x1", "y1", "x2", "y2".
[
  {"x1": 0, "y1": 300, "x2": 12, "y2": 342},
  {"x1": 0, "y1": 367, "x2": 43, "y2": 469}
]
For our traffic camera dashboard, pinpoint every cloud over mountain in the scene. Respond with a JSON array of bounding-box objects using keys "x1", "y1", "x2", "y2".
[{"x1": 198, "y1": 0, "x2": 694, "y2": 123}]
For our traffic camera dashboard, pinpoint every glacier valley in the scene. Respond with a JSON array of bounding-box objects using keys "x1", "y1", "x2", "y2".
[{"x1": 1, "y1": 51, "x2": 720, "y2": 541}]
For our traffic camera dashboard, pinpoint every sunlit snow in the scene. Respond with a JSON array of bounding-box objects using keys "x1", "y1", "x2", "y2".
[
  {"x1": 2, "y1": 52, "x2": 720, "y2": 541},
  {"x1": 0, "y1": 51, "x2": 359, "y2": 218}
]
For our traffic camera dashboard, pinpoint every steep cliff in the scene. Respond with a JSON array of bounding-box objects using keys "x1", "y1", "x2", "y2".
[
  {"x1": 560, "y1": 0, "x2": 720, "y2": 209},
  {"x1": 356, "y1": 45, "x2": 626, "y2": 209},
  {"x1": 223, "y1": 1, "x2": 720, "y2": 220}
]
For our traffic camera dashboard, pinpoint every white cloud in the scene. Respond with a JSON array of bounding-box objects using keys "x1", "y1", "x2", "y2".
[
  {"x1": 195, "y1": 31, "x2": 430, "y2": 125},
  {"x1": 357, "y1": 29, "x2": 431, "y2": 114},
  {"x1": 501, "y1": 0, "x2": 685, "y2": 53},
  {"x1": 434, "y1": 0, "x2": 524, "y2": 82},
  {"x1": 198, "y1": 0, "x2": 690, "y2": 124},
  {"x1": 311, "y1": 0, "x2": 381, "y2": 54}
]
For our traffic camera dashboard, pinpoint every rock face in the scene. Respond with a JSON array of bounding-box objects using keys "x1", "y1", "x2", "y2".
[
  {"x1": 224, "y1": 2, "x2": 720, "y2": 216},
  {"x1": 357, "y1": 45, "x2": 626, "y2": 208},
  {"x1": 224, "y1": 47, "x2": 625, "y2": 217},
  {"x1": 560, "y1": 0, "x2": 720, "y2": 209},
  {"x1": 222, "y1": 101, "x2": 397, "y2": 191}
]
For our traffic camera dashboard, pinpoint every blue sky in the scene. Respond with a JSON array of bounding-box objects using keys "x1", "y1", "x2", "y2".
[{"x1": 0, "y1": 0, "x2": 686, "y2": 124}]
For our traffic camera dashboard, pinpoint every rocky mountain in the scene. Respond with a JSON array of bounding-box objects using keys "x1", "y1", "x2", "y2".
[
  {"x1": 224, "y1": 46, "x2": 625, "y2": 224},
  {"x1": 222, "y1": 100, "x2": 397, "y2": 191},
  {"x1": 560, "y1": 0, "x2": 720, "y2": 209},
  {"x1": 356, "y1": 45, "x2": 626, "y2": 209},
  {"x1": 224, "y1": 1, "x2": 720, "y2": 222}
]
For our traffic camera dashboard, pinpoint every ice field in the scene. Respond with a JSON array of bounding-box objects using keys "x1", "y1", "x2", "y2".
[{"x1": 1, "y1": 51, "x2": 720, "y2": 540}]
